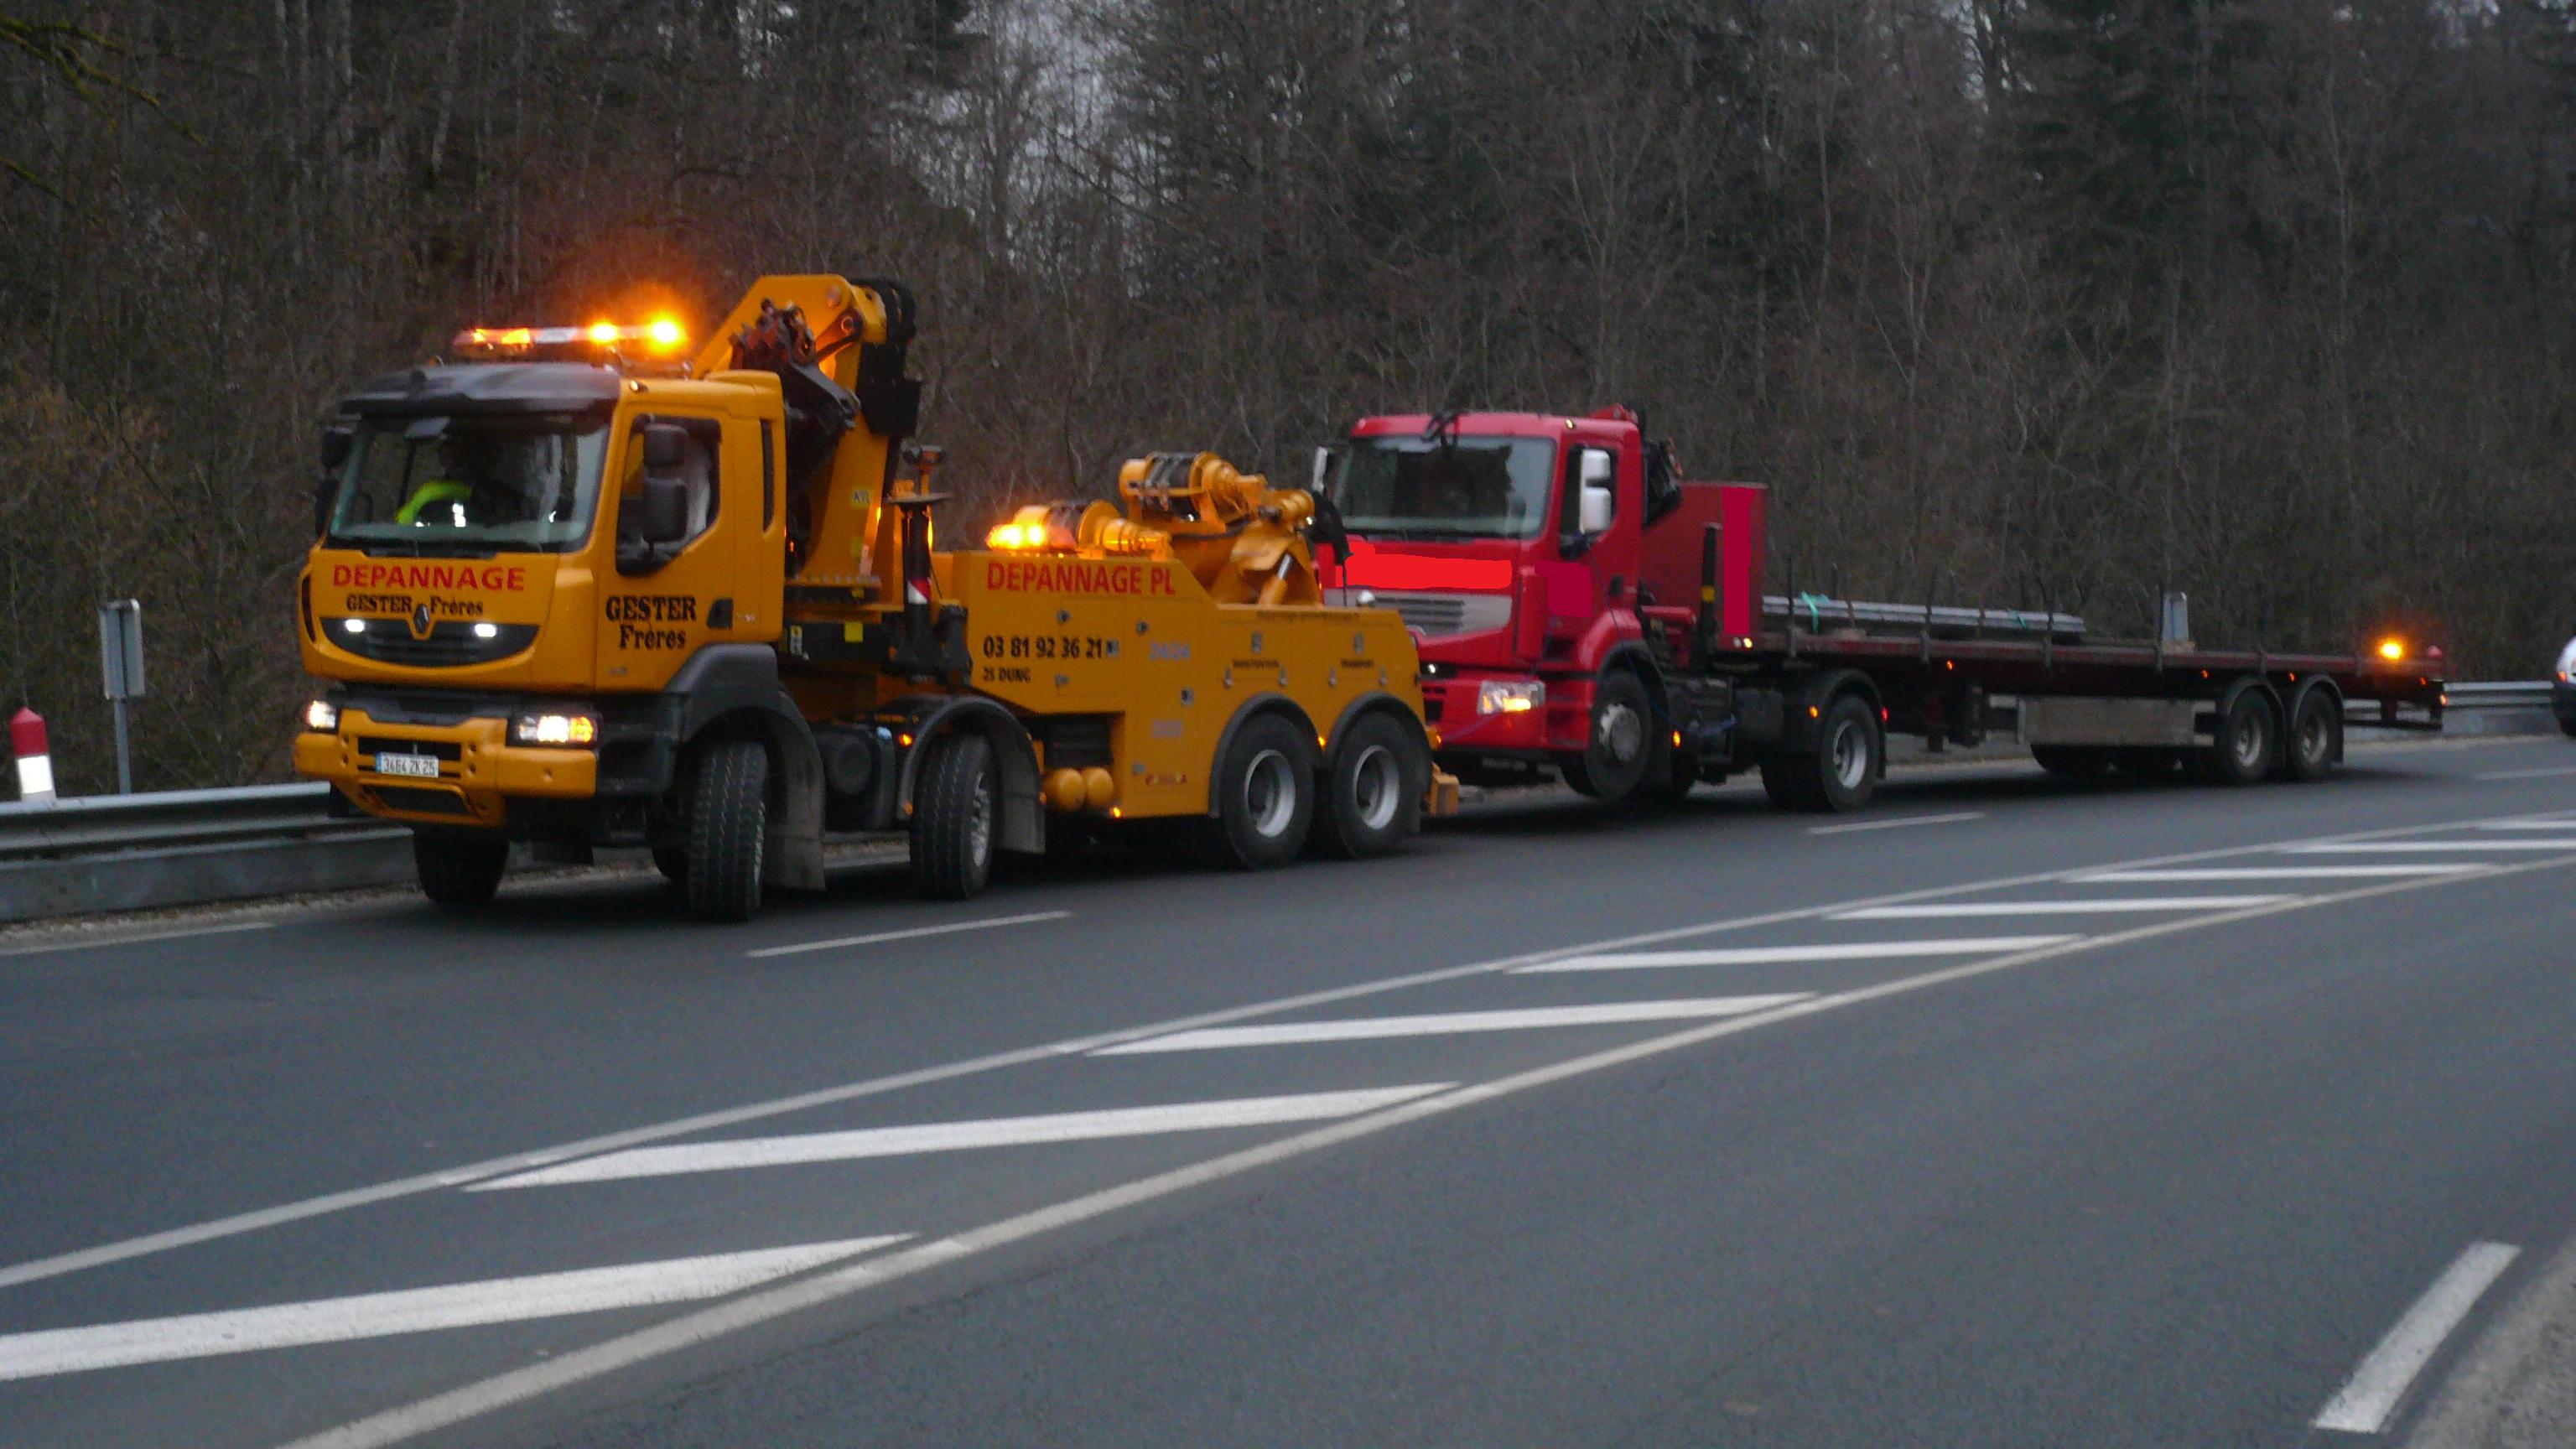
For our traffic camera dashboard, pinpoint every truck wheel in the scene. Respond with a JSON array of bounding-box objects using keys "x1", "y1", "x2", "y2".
[
  {"x1": 686, "y1": 738, "x2": 768, "y2": 922},
  {"x1": 413, "y1": 828, "x2": 507, "y2": 906},
  {"x1": 1209, "y1": 713, "x2": 1315, "y2": 869},
  {"x1": 1763, "y1": 693, "x2": 1880, "y2": 813},
  {"x1": 2031, "y1": 745, "x2": 2112, "y2": 780},
  {"x1": 911, "y1": 731, "x2": 998, "y2": 899},
  {"x1": 1317, "y1": 712, "x2": 1425, "y2": 859},
  {"x1": 2283, "y1": 685, "x2": 2340, "y2": 782},
  {"x1": 2200, "y1": 683, "x2": 2279, "y2": 787},
  {"x1": 1563, "y1": 670, "x2": 1653, "y2": 801}
]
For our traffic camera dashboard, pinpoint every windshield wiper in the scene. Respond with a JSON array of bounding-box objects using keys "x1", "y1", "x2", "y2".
[{"x1": 336, "y1": 537, "x2": 498, "y2": 559}]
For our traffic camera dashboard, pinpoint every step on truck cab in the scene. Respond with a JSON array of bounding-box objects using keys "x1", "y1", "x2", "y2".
[
  {"x1": 1321, "y1": 406, "x2": 2445, "y2": 811},
  {"x1": 295, "y1": 275, "x2": 1451, "y2": 920}
]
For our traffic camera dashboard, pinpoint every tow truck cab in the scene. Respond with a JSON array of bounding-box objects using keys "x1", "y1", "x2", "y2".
[{"x1": 1327, "y1": 408, "x2": 1763, "y2": 794}]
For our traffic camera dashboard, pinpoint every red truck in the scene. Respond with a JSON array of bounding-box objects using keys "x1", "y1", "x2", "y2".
[{"x1": 1318, "y1": 407, "x2": 2444, "y2": 810}]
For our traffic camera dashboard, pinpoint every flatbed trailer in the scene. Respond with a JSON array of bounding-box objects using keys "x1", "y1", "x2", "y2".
[{"x1": 1323, "y1": 407, "x2": 2444, "y2": 810}]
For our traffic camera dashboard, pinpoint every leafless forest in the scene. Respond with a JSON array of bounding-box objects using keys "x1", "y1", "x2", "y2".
[{"x1": 2, "y1": 1, "x2": 2572, "y2": 792}]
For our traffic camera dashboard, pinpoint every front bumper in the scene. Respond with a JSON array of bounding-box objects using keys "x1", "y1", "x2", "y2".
[
  {"x1": 294, "y1": 708, "x2": 597, "y2": 828},
  {"x1": 1420, "y1": 675, "x2": 1594, "y2": 756}
]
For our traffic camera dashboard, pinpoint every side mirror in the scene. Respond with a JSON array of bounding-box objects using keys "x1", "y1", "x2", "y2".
[
  {"x1": 1579, "y1": 482, "x2": 1614, "y2": 535},
  {"x1": 1311, "y1": 444, "x2": 1345, "y2": 496},
  {"x1": 316, "y1": 425, "x2": 352, "y2": 535},
  {"x1": 637, "y1": 474, "x2": 689, "y2": 544}
]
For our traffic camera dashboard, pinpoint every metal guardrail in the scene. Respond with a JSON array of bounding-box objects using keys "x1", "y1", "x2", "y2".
[
  {"x1": 1, "y1": 680, "x2": 2563, "y2": 925},
  {"x1": 2444, "y1": 681, "x2": 2552, "y2": 709},
  {"x1": 0, "y1": 782, "x2": 411, "y2": 924}
]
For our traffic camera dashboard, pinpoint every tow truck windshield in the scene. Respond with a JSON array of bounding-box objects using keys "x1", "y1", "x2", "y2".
[
  {"x1": 327, "y1": 413, "x2": 609, "y2": 554},
  {"x1": 1337, "y1": 434, "x2": 1555, "y2": 540}
]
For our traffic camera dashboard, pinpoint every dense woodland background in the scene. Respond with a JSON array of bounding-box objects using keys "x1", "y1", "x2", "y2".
[{"x1": 2, "y1": 0, "x2": 2573, "y2": 793}]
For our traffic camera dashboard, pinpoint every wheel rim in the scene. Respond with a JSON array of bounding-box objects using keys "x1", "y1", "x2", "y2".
[
  {"x1": 969, "y1": 771, "x2": 993, "y2": 864},
  {"x1": 1831, "y1": 720, "x2": 1869, "y2": 790},
  {"x1": 1348, "y1": 745, "x2": 1400, "y2": 831},
  {"x1": 1597, "y1": 700, "x2": 1644, "y2": 764},
  {"x1": 2298, "y1": 708, "x2": 2328, "y2": 765},
  {"x1": 2231, "y1": 713, "x2": 2266, "y2": 770},
  {"x1": 1243, "y1": 749, "x2": 1297, "y2": 838}
]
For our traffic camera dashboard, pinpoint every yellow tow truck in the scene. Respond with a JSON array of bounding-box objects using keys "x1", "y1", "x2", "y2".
[{"x1": 293, "y1": 274, "x2": 1452, "y2": 919}]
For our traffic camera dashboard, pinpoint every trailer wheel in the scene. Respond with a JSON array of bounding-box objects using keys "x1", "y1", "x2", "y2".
[
  {"x1": 1209, "y1": 713, "x2": 1316, "y2": 869},
  {"x1": 413, "y1": 828, "x2": 507, "y2": 906},
  {"x1": 2283, "y1": 685, "x2": 2340, "y2": 782},
  {"x1": 1563, "y1": 670, "x2": 1653, "y2": 801},
  {"x1": 1317, "y1": 712, "x2": 1426, "y2": 859},
  {"x1": 1763, "y1": 693, "x2": 1880, "y2": 813},
  {"x1": 2031, "y1": 745, "x2": 2112, "y2": 780},
  {"x1": 911, "y1": 731, "x2": 998, "y2": 900},
  {"x1": 2200, "y1": 683, "x2": 2280, "y2": 787},
  {"x1": 685, "y1": 738, "x2": 768, "y2": 921}
]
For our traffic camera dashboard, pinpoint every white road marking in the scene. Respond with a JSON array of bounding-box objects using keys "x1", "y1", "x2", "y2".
[
  {"x1": 0, "y1": 1236, "x2": 906, "y2": 1383},
  {"x1": 2475, "y1": 818, "x2": 2576, "y2": 829},
  {"x1": 2, "y1": 808, "x2": 2550, "y2": 1295},
  {"x1": 2313, "y1": 1242, "x2": 2521, "y2": 1433},
  {"x1": 2283, "y1": 840, "x2": 2576, "y2": 853},
  {"x1": 745, "y1": 910, "x2": 1072, "y2": 959},
  {"x1": 1807, "y1": 810, "x2": 1985, "y2": 835},
  {"x1": 281, "y1": 861, "x2": 2576, "y2": 1449},
  {"x1": 1834, "y1": 896, "x2": 2287, "y2": 919},
  {"x1": 1514, "y1": 937, "x2": 2077, "y2": 973},
  {"x1": 1093, "y1": 998, "x2": 1810, "y2": 1054},
  {"x1": 0, "y1": 920, "x2": 274, "y2": 959},
  {"x1": 2075, "y1": 866, "x2": 2470, "y2": 882},
  {"x1": 472, "y1": 1085, "x2": 1455, "y2": 1189},
  {"x1": 2475, "y1": 766, "x2": 2576, "y2": 781}
]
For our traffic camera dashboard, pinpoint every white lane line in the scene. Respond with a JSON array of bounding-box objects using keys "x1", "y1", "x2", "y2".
[
  {"x1": 2283, "y1": 840, "x2": 2576, "y2": 853},
  {"x1": 1808, "y1": 810, "x2": 1986, "y2": 835},
  {"x1": 0, "y1": 1235, "x2": 906, "y2": 1383},
  {"x1": 2475, "y1": 766, "x2": 2576, "y2": 781},
  {"x1": 0, "y1": 920, "x2": 275, "y2": 959},
  {"x1": 2075, "y1": 866, "x2": 2470, "y2": 882},
  {"x1": 5, "y1": 808, "x2": 2553, "y2": 1295},
  {"x1": 470, "y1": 1085, "x2": 1454, "y2": 1189},
  {"x1": 2314, "y1": 1242, "x2": 2521, "y2": 1433},
  {"x1": 1093, "y1": 997, "x2": 1810, "y2": 1054},
  {"x1": 1834, "y1": 896, "x2": 2287, "y2": 919},
  {"x1": 2475, "y1": 819, "x2": 2576, "y2": 829},
  {"x1": 283, "y1": 861, "x2": 2576, "y2": 1449},
  {"x1": 745, "y1": 910, "x2": 1072, "y2": 959},
  {"x1": 1514, "y1": 937, "x2": 2077, "y2": 974}
]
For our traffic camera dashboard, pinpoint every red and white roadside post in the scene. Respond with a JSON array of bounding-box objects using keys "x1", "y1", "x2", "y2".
[{"x1": 11, "y1": 707, "x2": 55, "y2": 804}]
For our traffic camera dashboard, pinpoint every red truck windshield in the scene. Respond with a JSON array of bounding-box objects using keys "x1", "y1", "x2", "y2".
[{"x1": 1337, "y1": 434, "x2": 1554, "y2": 540}]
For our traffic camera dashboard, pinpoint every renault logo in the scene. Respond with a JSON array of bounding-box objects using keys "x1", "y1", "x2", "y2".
[{"x1": 410, "y1": 603, "x2": 434, "y2": 639}]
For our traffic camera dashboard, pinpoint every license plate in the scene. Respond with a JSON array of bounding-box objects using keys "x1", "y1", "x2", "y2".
[{"x1": 375, "y1": 751, "x2": 440, "y2": 779}]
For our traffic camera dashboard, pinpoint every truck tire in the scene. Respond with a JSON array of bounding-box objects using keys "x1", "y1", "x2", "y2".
[
  {"x1": 2283, "y1": 684, "x2": 2340, "y2": 782},
  {"x1": 2200, "y1": 682, "x2": 2279, "y2": 787},
  {"x1": 2031, "y1": 745, "x2": 2112, "y2": 780},
  {"x1": 911, "y1": 731, "x2": 998, "y2": 900},
  {"x1": 1317, "y1": 711, "x2": 1425, "y2": 859},
  {"x1": 413, "y1": 828, "x2": 507, "y2": 906},
  {"x1": 1762, "y1": 693, "x2": 1880, "y2": 813},
  {"x1": 685, "y1": 738, "x2": 768, "y2": 922},
  {"x1": 1563, "y1": 670, "x2": 1653, "y2": 801},
  {"x1": 1208, "y1": 713, "x2": 1315, "y2": 869}
]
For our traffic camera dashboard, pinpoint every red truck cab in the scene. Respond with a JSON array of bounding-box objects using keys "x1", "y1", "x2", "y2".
[{"x1": 1327, "y1": 407, "x2": 1741, "y2": 797}]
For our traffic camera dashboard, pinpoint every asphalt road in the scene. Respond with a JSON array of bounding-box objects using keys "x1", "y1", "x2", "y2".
[{"x1": 3, "y1": 735, "x2": 2574, "y2": 1448}]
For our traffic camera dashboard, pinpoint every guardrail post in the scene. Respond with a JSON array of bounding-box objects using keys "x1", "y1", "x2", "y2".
[{"x1": 11, "y1": 708, "x2": 54, "y2": 804}]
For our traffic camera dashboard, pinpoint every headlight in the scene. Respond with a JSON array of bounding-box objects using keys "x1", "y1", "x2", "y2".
[
  {"x1": 1476, "y1": 679, "x2": 1545, "y2": 716},
  {"x1": 512, "y1": 709, "x2": 600, "y2": 747},
  {"x1": 301, "y1": 699, "x2": 338, "y2": 733}
]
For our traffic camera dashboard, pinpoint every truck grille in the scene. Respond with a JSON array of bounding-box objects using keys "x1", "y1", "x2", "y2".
[
  {"x1": 366, "y1": 784, "x2": 471, "y2": 816},
  {"x1": 326, "y1": 618, "x2": 538, "y2": 667},
  {"x1": 1370, "y1": 590, "x2": 1512, "y2": 638}
]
